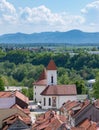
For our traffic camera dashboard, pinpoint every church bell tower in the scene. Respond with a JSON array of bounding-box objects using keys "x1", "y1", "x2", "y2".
[{"x1": 46, "y1": 60, "x2": 57, "y2": 86}]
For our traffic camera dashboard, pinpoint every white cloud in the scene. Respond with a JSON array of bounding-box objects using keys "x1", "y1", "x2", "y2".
[
  {"x1": 81, "y1": 1, "x2": 99, "y2": 13},
  {"x1": 0, "y1": 0, "x2": 16, "y2": 14},
  {"x1": 19, "y1": 5, "x2": 64, "y2": 25},
  {"x1": 81, "y1": 0, "x2": 99, "y2": 28},
  {"x1": 0, "y1": 0, "x2": 98, "y2": 34},
  {"x1": 0, "y1": 0, "x2": 17, "y2": 24},
  {"x1": 19, "y1": 5, "x2": 85, "y2": 29}
]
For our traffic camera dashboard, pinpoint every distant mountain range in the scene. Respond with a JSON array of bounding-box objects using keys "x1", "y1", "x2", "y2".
[{"x1": 0, "y1": 30, "x2": 99, "y2": 45}]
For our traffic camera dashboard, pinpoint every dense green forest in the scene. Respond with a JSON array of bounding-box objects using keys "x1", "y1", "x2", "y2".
[{"x1": 0, "y1": 48, "x2": 99, "y2": 99}]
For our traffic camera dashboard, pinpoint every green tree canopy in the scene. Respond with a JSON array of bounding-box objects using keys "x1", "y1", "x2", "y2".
[
  {"x1": 75, "y1": 80, "x2": 87, "y2": 94},
  {"x1": 93, "y1": 73, "x2": 99, "y2": 99},
  {"x1": 0, "y1": 76, "x2": 5, "y2": 91}
]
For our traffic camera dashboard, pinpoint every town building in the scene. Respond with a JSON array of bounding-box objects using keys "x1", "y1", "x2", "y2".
[
  {"x1": 0, "y1": 90, "x2": 29, "y2": 109},
  {"x1": 32, "y1": 110, "x2": 67, "y2": 130},
  {"x1": 60, "y1": 99, "x2": 99, "y2": 127},
  {"x1": 33, "y1": 59, "x2": 77, "y2": 109},
  {"x1": 0, "y1": 91, "x2": 32, "y2": 129}
]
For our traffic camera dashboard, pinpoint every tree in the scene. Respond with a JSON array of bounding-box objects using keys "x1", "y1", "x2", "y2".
[
  {"x1": 21, "y1": 87, "x2": 33, "y2": 100},
  {"x1": 93, "y1": 80, "x2": 99, "y2": 99},
  {"x1": 21, "y1": 88, "x2": 29, "y2": 97},
  {"x1": 0, "y1": 76, "x2": 5, "y2": 91},
  {"x1": 58, "y1": 74, "x2": 70, "y2": 84},
  {"x1": 28, "y1": 88, "x2": 33, "y2": 100},
  {"x1": 75, "y1": 80, "x2": 87, "y2": 94},
  {"x1": 93, "y1": 73, "x2": 99, "y2": 99}
]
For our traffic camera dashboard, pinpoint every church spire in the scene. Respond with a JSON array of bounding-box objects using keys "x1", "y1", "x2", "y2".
[{"x1": 46, "y1": 59, "x2": 57, "y2": 70}]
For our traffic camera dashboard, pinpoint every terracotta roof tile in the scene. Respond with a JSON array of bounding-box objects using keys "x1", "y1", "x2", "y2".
[
  {"x1": 71, "y1": 127, "x2": 85, "y2": 130},
  {"x1": 15, "y1": 90, "x2": 29, "y2": 104},
  {"x1": 11, "y1": 104, "x2": 30, "y2": 115},
  {"x1": 3, "y1": 114, "x2": 31, "y2": 126},
  {"x1": 94, "y1": 99, "x2": 99, "y2": 108},
  {"x1": 0, "y1": 91, "x2": 13, "y2": 97},
  {"x1": 38, "y1": 69, "x2": 47, "y2": 80},
  {"x1": 73, "y1": 100, "x2": 90, "y2": 117},
  {"x1": 46, "y1": 59, "x2": 57, "y2": 70},
  {"x1": 41, "y1": 85, "x2": 77, "y2": 95},
  {"x1": 2, "y1": 125, "x2": 9, "y2": 130},
  {"x1": 45, "y1": 118, "x2": 63, "y2": 130},
  {"x1": 11, "y1": 104, "x2": 23, "y2": 110},
  {"x1": 33, "y1": 79, "x2": 47, "y2": 85},
  {"x1": 60, "y1": 100, "x2": 79, "y2": 113},
  {"x1": 32, "y1": 110, "x2": 66, "y2": 130},
  {"x1": 72, "y1": 119, "x2": 97, "y2": 130},
  {"x1": 79, "y1": 119, "x2": 91, "y2": 129},
  {"x1": 0, "y1": 91, "x2": 29, "y2": 104},
  {"x1": 88, "y1": 123, "x2": 96, "y2": 130}
]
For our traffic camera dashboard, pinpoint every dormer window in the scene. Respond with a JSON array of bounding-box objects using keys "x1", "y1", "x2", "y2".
[{"x1": 51, "y1": 76, "x2": 53, "y2": 84}]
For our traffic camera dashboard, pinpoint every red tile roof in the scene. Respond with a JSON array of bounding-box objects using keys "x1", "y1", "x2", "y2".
[
  {"x1": 46, "y1": 59, "x2": 57, "y2": 70},
  {"x1": 45, "y1": 117, "x2": 63, "y2": 130},
  {"x1": 41, "y1": 85, "x2": 77, "y2": 96},
  {"x1": 60, "y1": 100, "x2": 79, "y2": 113},
  {"x1": 0, "y1": 91, "x2": 29, "y2": 104},
  {"x1": 33, "y1": 69, "x2": 47, "y2": 85},
  {"x1": 71, "y1": 119, "x2": 97, "y2": 130},
  {"x1": 94, "y1": 99, "x2": 99, "y2": 108},
  {"x1": 71, "y1": 127, "x2": 85, "y2": 130},
  {"x1": 73, "y1": 100, "x2": 90, "y2": 118},
  {"x1": 32, "y1": 110, "x2": 66, "y2": 130},
  {"x1": 79, "y1": 119, "x2": 91, "y2": 129},
  {"x1": 15, "y1": 90, "x2": 29, "y2": 104},
  {"x1": 33, "y1": 79, "x2": 47, "y2": 86},
  {"x1": 60, "y1": 100, "x2": 92, "y2": 122},
  {"x1": 0, "y1": 91, "x2": 13, "y2": 97},
  {"x1": 39, "y1": 69, "x2": 47, "y2": 80},
  {"x1": 11, "y1": 104, "x2": 30, "y2": 115},
  {"x1": 2, "y1": 113, "x2": 31, "y2": 129}
]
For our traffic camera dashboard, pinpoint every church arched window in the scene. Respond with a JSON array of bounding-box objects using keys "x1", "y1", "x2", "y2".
[
  {"x1": 51, "y1": 76, "x2": 53, "y2": 84},
  {"x1": 49, "y1": 98, "x2": 51, "y2": 106},
  {"x1": 44, "y1": 98, "x2": 46, "y2": 106}
]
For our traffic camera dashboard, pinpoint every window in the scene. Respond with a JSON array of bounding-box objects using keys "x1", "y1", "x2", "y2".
[
  {"x1": 51, "y1": 76, "x2": 53, "y2": 84},
  {"x1": 52, "y1": 97, "x2": 56, "y2": 107},
  {"x1": 44, "y1": 98, "x2": 46, "y2": 106},
  {"x1": 49, "y1": 98, "x2": 51, "y2": 106}
]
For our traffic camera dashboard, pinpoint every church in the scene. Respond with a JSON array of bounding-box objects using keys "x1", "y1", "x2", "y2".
[{"x1": 33, "y1": 60, "x2": 77, "y2": 109}]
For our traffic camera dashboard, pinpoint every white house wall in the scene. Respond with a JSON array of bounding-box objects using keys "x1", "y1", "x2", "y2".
[
  {"x1": 34, "y1": 85, "x2": 46, "y2": 103},
  {"x1": 47, "y1": 70, "x2": 57, "y2": 85},
  {"x1": 0, "y1": 97, "x2": 15, "y2": 108},
  {"x1": 42, "y1": 96, "x2": 59, "y2": 109},
  {"x1": 58, "y1": 95, "x2": 77, "y2": 108},
  {"x1": 41, "y1": 95, "x2": 77, "y2": 109}
]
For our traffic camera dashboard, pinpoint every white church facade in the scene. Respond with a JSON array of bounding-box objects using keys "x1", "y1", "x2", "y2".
[{"x1": 33, "y1": 60, "x2": 77, "y2": 109}]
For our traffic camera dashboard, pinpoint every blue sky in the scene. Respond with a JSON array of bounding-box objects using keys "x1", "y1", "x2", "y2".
[{"x1": 0, "y1": 0, "x2": 99, "y2": 34}]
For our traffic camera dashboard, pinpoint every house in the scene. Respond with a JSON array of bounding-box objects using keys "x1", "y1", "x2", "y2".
[
  {"x1": 2, "y1": 114, "x2": 31, "y2": 130},
  {"x1": 33, "y1": 59, "x2": 77, "y2": 109},
  {"x1": 87, "y1": 79, "x2": 95, "y2": 88},
  {"x1": 32, "y1": 110, "x2": 67, "y2": 130},
  {"x1": 0, "y1": 91, "x2": 32, "y2": 129},
  {"x1": 0, "y1": 90, "x2": 29, "y2": 109},
  {"x1": 5, "y1": 86, "x2": 28, "y2": 92},
  {"x1": 0, "y1": 106, "x2": 31, "y2": 129},
  {"x1": 71, "y1": 119, "x2": 98, "y2": 130},
  {"x1": 60, "y1": 99, "x2": 99, "y2": 127}
]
